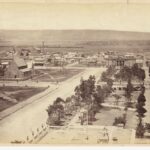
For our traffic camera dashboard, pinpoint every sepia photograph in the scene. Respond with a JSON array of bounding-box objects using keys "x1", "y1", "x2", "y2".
[{"x1": 0, "y1": 0, "x2": 150, "y2": 146}]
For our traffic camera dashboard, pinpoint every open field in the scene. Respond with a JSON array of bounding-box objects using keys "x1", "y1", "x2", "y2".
[
  {"x1": 0, "y1": 86, "x2": 47, "y2": 112},
  {"x1": 33, "y1": 68, "x2": 84, "y2": 82}
]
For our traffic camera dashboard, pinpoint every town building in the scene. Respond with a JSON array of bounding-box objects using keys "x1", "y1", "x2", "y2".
[
  {"x1": 19, "y1": 48, "x2": 31, "y2": 59},
  {"x1": 106, "y1": 55, "x2": 136, "y2": 69},
  {"x1": 0, "y1": 56, "x2": 32, "y2": 79},
  {"x1": 33, "y1": 57, "x2": 46, "y2": 66},
  {"x1": 135, "y1": 55, "x2": 144, "y2": 68}
]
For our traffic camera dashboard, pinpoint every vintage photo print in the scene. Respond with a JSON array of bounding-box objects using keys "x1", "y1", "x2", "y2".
[{"x1": 0, "y1": 0, "x2": 150, "y2": 145}]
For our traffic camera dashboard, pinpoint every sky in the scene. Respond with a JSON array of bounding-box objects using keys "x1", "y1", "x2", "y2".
[{"x1": 0, "y1": 2, "x2": 150, "y2": 32}]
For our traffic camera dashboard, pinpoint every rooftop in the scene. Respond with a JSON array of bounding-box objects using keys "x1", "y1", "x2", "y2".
[{"x1": 14, "y1": 57, "x2": 27, "y2": 67}]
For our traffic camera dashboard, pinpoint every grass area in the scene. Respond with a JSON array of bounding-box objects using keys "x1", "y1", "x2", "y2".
[
  {"x1": 93, "y1": 107, "x2": 137, "y2": 129},
  {"x1": 104, "y1": 91, "x2": 140, "y2": 108},
  {"x1": 0, "y1": 86, "x2": 47, "y2": 112},
  {"x1": 0, "y1": 98, "x2": 14, "y2": 112},
  {"x1": 9, "y1": 88, "x2": 46, "y2": 102},
  {"x1": 33, "y1": 68, "x2": 84, "y2": 82}
]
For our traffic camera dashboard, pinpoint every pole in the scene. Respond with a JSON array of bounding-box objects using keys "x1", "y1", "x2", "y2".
[{"x1": 42, "y1": 41, "x2": 45, "y2": 54}]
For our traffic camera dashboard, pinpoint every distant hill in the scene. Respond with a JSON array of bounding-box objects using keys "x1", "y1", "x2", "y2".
[
  {"x1": 0, "y1": 30, "x2": 150, "y2": 52},
  {"x1": 0, "y1": 29, "x2": 150, "y2": 44}
]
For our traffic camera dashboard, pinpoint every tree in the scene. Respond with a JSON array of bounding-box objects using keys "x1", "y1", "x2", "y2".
[
  {"x1": 136, "y1": 88, "x2": 147, "y2": 138},
  {"x1": 113, "y1": 94, "x2": 121, "y2": 106},
  {"x1": 140, "y1": 85, "x2": 145, "y2": 94},
  {"x1": 20, "y1": 52, "x2": 24, "y2": 56},
  {"x1": 79, "y1": 80, "x2": 89, "y2": 101},
  {"x1": 66, "y1": 97, "x2": 71, "y2": 103},
  {"x1": 136, "y1": 118, "x2": 145, "y2": 138},
  {"x1": 136, "y1": 93, "x2": 147, "y2": 118},
  {"x1": 94, "y1": 85, "x2": 105, "y2": 106},
  {"x1": 47, "y1": 105, "x2": 55, "y2": 117},
  {"x1": 113, "y1": 115, "x2": 126, "y2": 128},
  {"x1": 124, "y1": 79, "x2": 133, "y2": 106},
  {"x1": 138, "y1": 68, "x2": 145, "y2": 81},
  {"x1": 137, "y1": 93, "x2": 146, "y2": 104},
  {"x1": 100, "y1": 77, "x2": 113, "y2": 98},
  {"x1": 115, "y1": 64, "x2": 145, "y2": 82},
  {"x1": 88, "y1": 107, "x2": 96, "y2": 123},
  {"x1": 65, "y1": 97, "x2": 74, "y2": 115},
  {"x1": 54, "y1": 97, "x2": 65, "y2": 105},
  {"x1": 46, "y1": 105, "x2": 60, "y2": 125},
  {"x1": 123, "y1": 66, "x2": 132, "y2": 80},
  {"x1": 102, "y1": 85, "x2": 112, "y2": 97},
  {"x1": 101, "y1": 72, "x2": 107, "y2": 82},
  {"x1": 101, "y1": 66, "x2": 116, "y2": 82},
  {"x1": 136, "y1": 104, "x2": 147, "y2": 118},
  {"x1": 132, "y1": 64, "x2": 139, "y2": 77},
  {"x1": 106, "y1": 78, "x2": 113, "y2": 88},
  {"x1": 0, "y1": 66, "x2": 5, "y2": 76},
  {"x1": 47, "y1": 97, "x2": 65, "y2": 126},
  {"x1": 106, "y1": 66, "x2": 116, "y2": 76},
  {"x1": 74, "y1": 85, "x2": 81, "y2": 105},
  {"x1": 87, "y1": 75, "x2": 96, "y2": 95},
  {"x1": 132, "y1": 64, "x2": 145, "y2": 81},
  {"x1": 74, "y1": 76, "x2": 96, "y2": 103},
  {"x1": 115, "y1": 66, "x2": 132, "y2": 81}
]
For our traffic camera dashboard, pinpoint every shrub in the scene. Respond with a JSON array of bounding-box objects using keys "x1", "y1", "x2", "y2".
[{"x1": 113, "y1": 115, "x2": 126, "y2": 127}]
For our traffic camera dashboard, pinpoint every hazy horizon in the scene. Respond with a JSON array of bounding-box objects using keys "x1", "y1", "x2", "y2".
[
  {"x1": 0, "y1": 30, "x2": 150, "y2": 53},
  {"x1": 1, "y1": 30, "x2": 150, "y2": 45}
]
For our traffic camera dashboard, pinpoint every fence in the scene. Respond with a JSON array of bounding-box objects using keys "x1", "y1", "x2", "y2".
[
  {"x1": 10, "y1": 123, "x2": 67, "y2": 144},
  {"x1": 11, "y1": 123, "x2": 49, "y2": 144}
]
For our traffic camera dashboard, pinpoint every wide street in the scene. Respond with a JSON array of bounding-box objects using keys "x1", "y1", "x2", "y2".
[{"x1": 0, "y1": 67, "x2": 106, "y2": 144}]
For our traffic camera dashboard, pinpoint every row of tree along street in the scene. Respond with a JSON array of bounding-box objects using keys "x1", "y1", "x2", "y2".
[
  {"x1": 136, "y1": 85, "x2": 150, "y2": 138},
  {"x1": 101, "y1": 64, "x2": 145, "y2": 86},
  {"x1": 46, "y1": 75, "x2": 113, "y2": 126}
]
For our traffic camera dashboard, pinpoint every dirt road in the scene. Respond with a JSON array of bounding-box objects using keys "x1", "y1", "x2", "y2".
[{"x1": 0, "y1": 67, "x2": 106, "y2": 143}]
